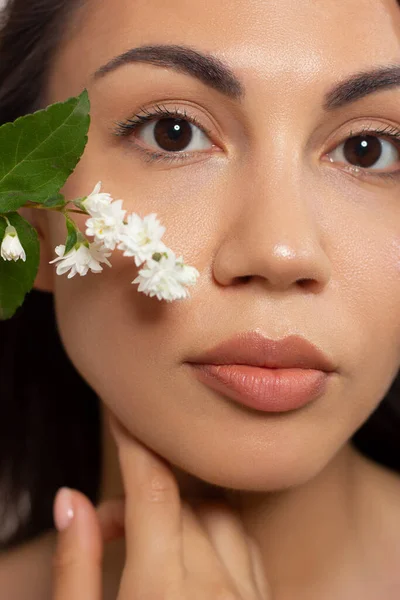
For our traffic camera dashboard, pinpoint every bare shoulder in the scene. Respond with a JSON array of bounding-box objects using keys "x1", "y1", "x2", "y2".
[{"x1": 0, "y1": 529, "x2": 57, "y2": 600}]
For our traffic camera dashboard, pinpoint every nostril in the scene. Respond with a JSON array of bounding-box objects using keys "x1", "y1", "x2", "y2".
[
  {"x1": 239, "y1": 275, "x2": 252, "y2": 283},
  {"x1": 298, "y1": 278, "x2": 319, "y2": 292},
  {"x1": 298, "y1": 278, "x2": 316, "y2": 286}
]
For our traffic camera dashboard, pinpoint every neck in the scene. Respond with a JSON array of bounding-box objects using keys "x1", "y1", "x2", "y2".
[
  {"x1": 98, "y1": 406, "x2": 394, "y2": 598},
  {"x1": 226, "y1": 443, "x2": 359, "y2": 596}
]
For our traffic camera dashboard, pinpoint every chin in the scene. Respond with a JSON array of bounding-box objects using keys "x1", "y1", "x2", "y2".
[{"x1": 167, "y1": 435, "x2": 345, "y2": 495}]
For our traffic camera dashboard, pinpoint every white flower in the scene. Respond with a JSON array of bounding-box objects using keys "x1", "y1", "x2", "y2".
[
  {"x1": 82, "y1": 181, "x2": 113, "y2": 215},
  {"x1": 51, "y1": 182, "x2": 200, "y2": 301},
  {"x1": 117, "y1": 212, "x2": 167, "y2": 267},
  {"x1": 132, "y1": 249, "x2": 200, "y2": 302},
  {"x1": 49, "y1": 240, "x2": 112, "y2": 278},
  {"x1": 0, "y1": 225, "x2": 26, "y2": 262},
  {"x1": 173, "y1": 257, "x2": 201, "y2": 286},
  {"x1": 85, "y1": 199, "x2": 126, "y2": 250}
]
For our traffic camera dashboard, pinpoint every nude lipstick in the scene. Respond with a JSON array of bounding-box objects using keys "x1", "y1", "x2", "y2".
[{"x1": 187, "y1": 332, "x2": 337, "y2": 413}]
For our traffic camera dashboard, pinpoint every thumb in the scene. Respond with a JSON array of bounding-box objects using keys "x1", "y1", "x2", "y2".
[{"x1": 52, "y1": 488, "x2": 103, "y2": 600}]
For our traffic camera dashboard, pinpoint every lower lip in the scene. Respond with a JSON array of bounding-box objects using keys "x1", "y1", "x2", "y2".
[{"x1": 189, "y1": 364, "x2": 332, "y2": 412}]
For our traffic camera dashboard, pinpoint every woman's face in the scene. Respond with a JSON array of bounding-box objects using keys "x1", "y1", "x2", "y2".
[{"x1": 38, "y1": 0, "x2": 400, "y2": 491}]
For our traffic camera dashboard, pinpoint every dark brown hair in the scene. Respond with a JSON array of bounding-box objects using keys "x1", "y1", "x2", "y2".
[{"x1": 0, "y1": 0, "x2": 399, "y2": 552}]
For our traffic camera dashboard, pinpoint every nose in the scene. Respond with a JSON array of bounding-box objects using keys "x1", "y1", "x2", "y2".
[{"x1": 212, "y1": 170, "x2": 332, "y2": 293}]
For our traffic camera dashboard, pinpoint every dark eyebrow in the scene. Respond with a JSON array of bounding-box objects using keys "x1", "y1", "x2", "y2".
[
  {"x1": 92, "y1": 44, "x2": 244, "y2": 101},
  {"x1": 323, "y1": 64, "x2": 400, "y2": 110},
  {"x1": 92, "y1": 44, "x2": 400, "y2": 111}
]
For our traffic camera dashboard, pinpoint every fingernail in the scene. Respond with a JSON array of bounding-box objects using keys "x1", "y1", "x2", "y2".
[{"x1": 54, "y1": 487, "x2": 75, "y2": 532}]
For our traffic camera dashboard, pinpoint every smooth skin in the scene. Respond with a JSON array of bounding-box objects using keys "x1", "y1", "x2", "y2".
[
  {"x1": 10, "y1": 0, "x2": 400, "y2": 598},
  {"x1": 52, "y1": 414, "x2": 271, "y2": 599}
]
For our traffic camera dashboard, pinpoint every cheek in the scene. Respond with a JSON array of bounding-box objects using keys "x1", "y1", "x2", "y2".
[
  {"x1": 51, "y1": 248, "x2": 188, "y2": 404},
  {"x1": 372, "y1": 233, "x2": 400, "y2": 366},
  {"x1": 390, "y1": 236, "x2": 400, "y2": 275},
  {"x1": 332, "y1": 226, "x2": 400, "y2": 421},
  {"x1": 46, "y1": 210, "x2": 68, "y2": 250},
  {"x1": 356, "y1": 232, "x2": 400, "y2": 355}
]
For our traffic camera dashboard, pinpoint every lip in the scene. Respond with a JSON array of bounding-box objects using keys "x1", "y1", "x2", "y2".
[
  {"x1": 187, "y1": 332, "x2": 337, "y2": 372},
  {"x1": 186, "y1": 332, "x2": 337, "y2": 413}
]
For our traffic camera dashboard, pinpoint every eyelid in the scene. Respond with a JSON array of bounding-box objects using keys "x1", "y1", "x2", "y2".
[
  {"x1": 325, "y1": 121, "x2": 400, "y2": 150},
  {"x1": 322, "y1": 121, "x2": 400, "y2": 184},
  {"x1": 112, "y1": 103, "x2": 223, "y2": 164},
  {"x1": 113, "y1": 103, "x2": 215, "y2": 138}
]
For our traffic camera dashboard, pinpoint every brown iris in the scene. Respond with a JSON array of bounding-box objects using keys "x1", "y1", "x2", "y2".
[
  {"x1": 343, "y1": 135, "x2": 381, "y2": 168},
  {"x1": 153, "y1": 118, "x2": 193, "y2": 152}
]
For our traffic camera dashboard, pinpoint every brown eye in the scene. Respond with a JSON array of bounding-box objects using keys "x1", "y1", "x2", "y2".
[
  {"x1": 328, "y1": 134, "x2": 399, "y2": 171},
  {"x1": 136, "y1": 117, "x2": 213, "y2": 154}
]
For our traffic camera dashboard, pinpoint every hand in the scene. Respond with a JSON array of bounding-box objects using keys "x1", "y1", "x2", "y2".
[{"x1": 52, "y1": 413, "x2": 271, "y2": 599}]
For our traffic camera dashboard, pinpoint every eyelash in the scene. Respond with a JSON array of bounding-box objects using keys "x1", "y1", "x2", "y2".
[
  {"x1": 112, "y1": 106, "x2": 400, "y2": 182},
  {"x1": 330, "y1": 123, "x2": 400, "y2": 184},
  {"x1": 112, "y1": 104, "x2": 213, "y2": 164}
]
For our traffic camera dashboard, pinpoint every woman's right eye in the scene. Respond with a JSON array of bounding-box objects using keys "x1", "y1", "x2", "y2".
[
  {"x1": 112, "y1": 107, "x2": 217, "y2": 164},
  {"x1": 135, "y1": 116, "x2": 214, "y2": 155}
]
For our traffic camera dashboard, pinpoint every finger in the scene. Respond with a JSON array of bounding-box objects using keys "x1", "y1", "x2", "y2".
[
  {"x1": 194, "y1": 501, "x2": 260, "y2": 598},
  {"x1": 247, "y1": 536, "x2": 272, "y2": 599},
  {"x1": 108, "y1": 413, "x2": 184, "y2": 594},
  {"x1": 52, "y1": 488, "x2": 102, "y2": 600}
]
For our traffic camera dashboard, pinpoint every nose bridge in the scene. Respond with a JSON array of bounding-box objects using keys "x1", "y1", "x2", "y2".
[
  {"x1": 252, "y1": 164, "x2": 322, "y2": 256},
  {"x1": 239, "y1": 94, "x2": 320, "y2": 243},
  {"x1": 249, "y1": 155, "x2": 316, "y2": 244},
  {"x1": 213, "y1": 143, "x2": 331, "y2": 290}
]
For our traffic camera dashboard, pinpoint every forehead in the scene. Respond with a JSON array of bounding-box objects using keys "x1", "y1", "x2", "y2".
[{"x1": 48, "y1": 0, "x2": 400, "y2": 102}]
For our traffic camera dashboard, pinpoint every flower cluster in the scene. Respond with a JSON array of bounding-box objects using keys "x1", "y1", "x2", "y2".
[{"x1": 0, "y1": 182, "x2": 200, "y2": 302}]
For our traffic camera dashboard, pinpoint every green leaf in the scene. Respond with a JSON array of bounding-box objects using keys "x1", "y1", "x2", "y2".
[
  {"x1": 41, "y1": 193, "x2": 67, "y2": 209},
  {"x1": 64, "y1": 216, "x2": 78, "y2": 255},
  {"x1": 0, "y1": 89, "x2": 90, "y2": 213},
  {"x1": 0, "y1": 212, "x2": 40, "y2": 320}
]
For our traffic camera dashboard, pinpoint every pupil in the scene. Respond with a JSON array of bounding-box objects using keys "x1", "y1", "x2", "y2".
[
  {"x1": 343, "y1": 135, "x2": 381, "y2": 168},
  {"x1": 154, "y1": 118, "x2": 193, "y2": 152}
]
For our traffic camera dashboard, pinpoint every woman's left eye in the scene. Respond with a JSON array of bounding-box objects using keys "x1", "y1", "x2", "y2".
[
  {"x1": 325, "y1": 126, "x2": 400, "y2": 180},
  {"x1": 112, "y1": 106, "x2": 215, "y2": 164}
]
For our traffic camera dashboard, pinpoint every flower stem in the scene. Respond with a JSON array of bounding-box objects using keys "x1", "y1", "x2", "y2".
[
  {"x1": 65, "y1": 209, "x2": 88, "y2": 215},
  {"x1": 22, "y1": 202, "x2": 88, "y2": 215},
  {"x1": 22, "y1": 202, "x2": 61, "y2": 211}
]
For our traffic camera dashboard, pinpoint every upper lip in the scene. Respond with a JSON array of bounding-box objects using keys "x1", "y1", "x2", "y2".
[{"x1": 188, "y1": 331, "x2": 337, "y2": 372}]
